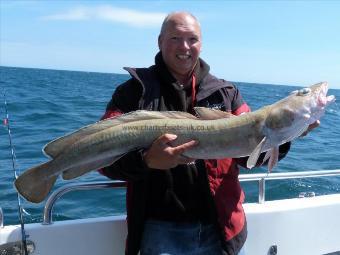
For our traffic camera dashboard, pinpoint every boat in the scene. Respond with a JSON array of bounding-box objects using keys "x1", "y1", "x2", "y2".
[{"x1": 1, "y1": 169, "x2": 340, "y2": 255}]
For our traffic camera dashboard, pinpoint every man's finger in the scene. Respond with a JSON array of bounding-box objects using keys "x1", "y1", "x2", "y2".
[
  {"x1": 309, "y1": 120, "x2": 320, "y2": 130},
  {"x1": 155, "y1": 133, "x2": 178, "y2": 145},
  {"x1": 300, "y1": 120, "x2": 320, "y2": 137},
  {"x1": 172, "y1": 140, "x2": 198, "y2": 155}
]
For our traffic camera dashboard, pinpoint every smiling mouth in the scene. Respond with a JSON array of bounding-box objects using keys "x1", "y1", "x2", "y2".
[{"x1": 177, "y1": 54, "x2": 191, "y2": 60}]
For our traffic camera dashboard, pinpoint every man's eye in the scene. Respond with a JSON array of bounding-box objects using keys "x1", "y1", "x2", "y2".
[
  {"x1": 190, "y1": 37, "x2": 198, "y2": 43},
  {"x1": 171, "y1": 37, "x2": 179, "y2": 40}
]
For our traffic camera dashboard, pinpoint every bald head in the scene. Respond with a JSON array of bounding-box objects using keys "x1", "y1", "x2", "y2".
[{"x1": 160, "y1": 11, "x2": 201, "y2": 37}]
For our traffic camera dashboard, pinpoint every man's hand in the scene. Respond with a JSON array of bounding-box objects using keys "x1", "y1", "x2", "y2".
[
  {"x1": 143, "y1": 134, "x2": 198, "y2": 169},
  {"x1": 300, "y1": 120, "x2": 320, "y2": 137}
]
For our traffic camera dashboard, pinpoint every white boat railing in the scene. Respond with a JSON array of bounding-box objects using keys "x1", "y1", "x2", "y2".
[
  {"x1": 239, "y1": 169, "x2": 340, "y2": 204},
  {"x1": 42, "y1": 169, "x2": 340, "y2": 225},
  {"x1": 43, "y1": 181, "x2": 126, "y2": 225}
]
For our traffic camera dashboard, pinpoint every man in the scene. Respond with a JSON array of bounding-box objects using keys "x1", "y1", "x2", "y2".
[{"x1": 99, "y1": 11, "x2": 316, "y2": 255}]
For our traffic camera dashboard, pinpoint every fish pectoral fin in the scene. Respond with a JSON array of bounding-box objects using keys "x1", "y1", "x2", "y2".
[
  {"x1": 14, "y1": 161, "x2": 58, "y2": 203},
  {"x1": 62, "y1": 153, "x2": 127, "y2": 180},
  {"x1": 266, "y1": 146, "x2": 279, "y2": 173},
  {"x1": 194, "y1": 107, "x2": 234, "y2": 120},
  {"x1": 247, "y1": 137, "x2": 267, "y2": 169}
]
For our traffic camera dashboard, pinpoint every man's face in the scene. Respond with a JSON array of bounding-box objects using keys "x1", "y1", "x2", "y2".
[{"x1": 158, "y1": 14, "x2": 202, "y2": 79}]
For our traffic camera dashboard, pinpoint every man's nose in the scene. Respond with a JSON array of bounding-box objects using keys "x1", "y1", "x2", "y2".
[{"x1": 179, "y1": 39, "x2": 190, "y2": 49}]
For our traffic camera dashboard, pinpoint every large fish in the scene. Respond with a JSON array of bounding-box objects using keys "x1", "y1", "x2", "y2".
[{"x1": 15, "y1": 82, "x2": 335, "y2": 203}]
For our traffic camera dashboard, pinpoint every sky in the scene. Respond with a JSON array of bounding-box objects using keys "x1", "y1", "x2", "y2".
[{"x1": 1, "y1": 0, "x2": 340, "y2": 89}]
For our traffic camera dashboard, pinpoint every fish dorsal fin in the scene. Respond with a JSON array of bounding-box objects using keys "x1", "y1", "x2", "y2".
[
  {"x1": 130, "y1": 110, "x2": 198, "y2": 120},
  {"x1": 194, "y1": 107, "x2": 234, "y2": 120},
  {"x1": 43, "y1": 110, "x2": 197, "y2": 158}
]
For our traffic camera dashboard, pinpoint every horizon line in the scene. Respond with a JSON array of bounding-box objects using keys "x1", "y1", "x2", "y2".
[{"x1": 1, "y1": 65, "x2": 337, "y2": 90}]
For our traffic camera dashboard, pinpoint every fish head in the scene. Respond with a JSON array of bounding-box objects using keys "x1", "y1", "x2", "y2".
[
  {"x1": 265, "y1": 82, "x2": 335, "y2": 143},
  {"x1": 289, "y1": 82, "x2": 335, "y2": 124}
]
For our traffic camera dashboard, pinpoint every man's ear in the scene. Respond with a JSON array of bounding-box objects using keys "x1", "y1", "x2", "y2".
[{"x1": 158, "y1": 35, "x2": 162, "y2": 50}]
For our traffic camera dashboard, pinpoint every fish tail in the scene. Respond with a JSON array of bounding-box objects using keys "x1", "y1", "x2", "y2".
[{"x1": 14, "y1": 161, "x2": 58, "y2": 203}]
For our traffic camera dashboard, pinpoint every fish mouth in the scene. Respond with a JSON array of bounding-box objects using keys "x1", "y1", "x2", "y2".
[
  {"x1": 316, "y1": 82, "x2": 336, "y2": 107},
  {"x1": 319, "y1": 82, "x2": 328, "y2": 105}
]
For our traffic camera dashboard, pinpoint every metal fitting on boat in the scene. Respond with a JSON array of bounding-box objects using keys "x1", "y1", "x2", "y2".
[
  {"x1": 299, "y1": 192, "x2": 316, "y2": 198},
  {"x1": 0, "y1": 207, "x2": 3, "y2": 228},
  {"x1": 267, "y1": 244, "x2": 277, "y2": 255}
]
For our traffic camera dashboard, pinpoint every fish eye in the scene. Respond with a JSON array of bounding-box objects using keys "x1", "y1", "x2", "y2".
[{"x1": 297, "y1": 87, "x2": 311, "y2": 96}]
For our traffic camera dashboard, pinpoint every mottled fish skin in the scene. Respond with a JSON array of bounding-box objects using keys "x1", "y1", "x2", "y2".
[{"x1": 14, "y1": 82, "x2": 335, "y2": 203}]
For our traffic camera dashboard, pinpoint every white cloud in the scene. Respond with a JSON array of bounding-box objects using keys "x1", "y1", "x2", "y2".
[
  {"x1": 43, "y1": 8, "x2": 90, "y2": 21},
  {"x1": 42, "y1": 6, "x2": 166, "y2": 27}
]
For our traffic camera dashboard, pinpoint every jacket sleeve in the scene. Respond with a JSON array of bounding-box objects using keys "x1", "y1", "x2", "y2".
[
  {"x1": 228, "y1": 85, "x2": 291, "y2": 168},
  {"x1": 98, "y1": 79, "x2": 149, "y2": 181}
]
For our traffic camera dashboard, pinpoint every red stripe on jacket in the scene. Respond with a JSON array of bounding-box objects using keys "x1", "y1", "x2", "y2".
[{"x1": 205, "y1": 101, "x2": 250, "y2": 241}]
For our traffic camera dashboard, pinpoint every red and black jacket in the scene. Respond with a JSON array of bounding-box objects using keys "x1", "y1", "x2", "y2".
[{"x1": 100, "y1": 53, "x2": 290, "y2": 255}]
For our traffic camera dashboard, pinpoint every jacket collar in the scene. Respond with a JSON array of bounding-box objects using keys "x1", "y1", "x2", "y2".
[{"x1": 154, "y1": 52, "x2": 210, "y2": 87}]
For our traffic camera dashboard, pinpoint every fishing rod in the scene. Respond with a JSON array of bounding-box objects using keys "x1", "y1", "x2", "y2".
[{"x1": 3, "y1": 89, "x2": 29, "y2": 255}]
